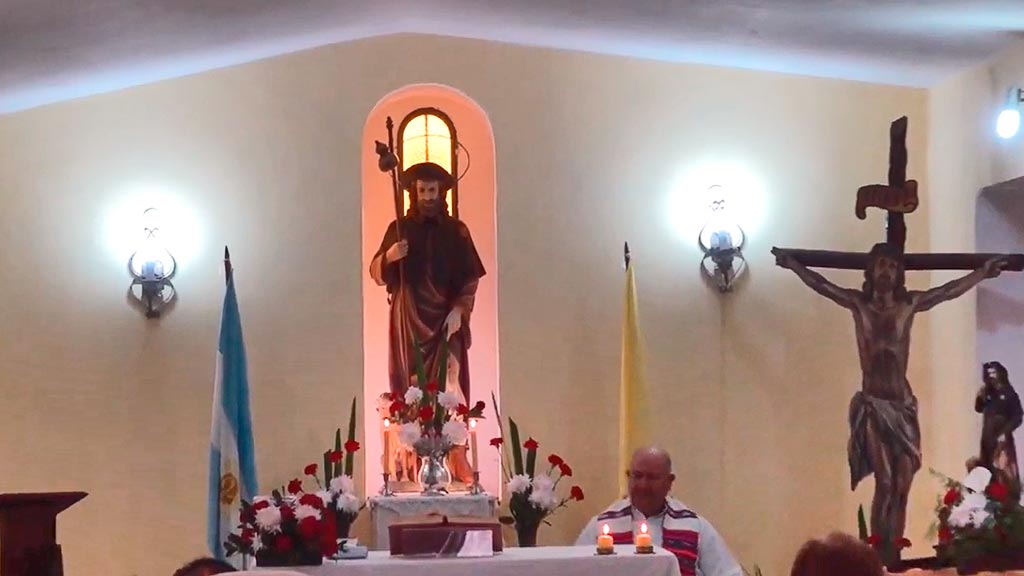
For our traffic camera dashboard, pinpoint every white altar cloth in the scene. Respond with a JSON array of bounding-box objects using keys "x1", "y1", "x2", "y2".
[
  {"x1": 252, "y1": 545, "x2": 682, "y2": 576},
  {"x1": 368, "y1": 493, "x2": 497, "y2": 550}
]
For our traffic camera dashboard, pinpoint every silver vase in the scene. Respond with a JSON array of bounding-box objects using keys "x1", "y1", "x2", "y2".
[{"x1": 414, "y1": 436, "x2": 452, "y2": 495}]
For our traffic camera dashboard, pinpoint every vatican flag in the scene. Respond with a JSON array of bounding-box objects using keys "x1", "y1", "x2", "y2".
[{"x1": 619, "y1": 244, "x2": 650, "y2": 496}]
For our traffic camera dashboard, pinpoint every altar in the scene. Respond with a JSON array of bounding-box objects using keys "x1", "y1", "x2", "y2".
[
  {"x1": 368, "y1": 493, "x2": 498, "y2": 550},
  {"x1": 251, "y1": 545, "x2": 682, "y2": 576}
]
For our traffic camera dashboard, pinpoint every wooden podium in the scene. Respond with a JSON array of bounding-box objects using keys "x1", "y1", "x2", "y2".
[{"x1": 0, "y1": 492, "x2": 86, "y2": 576}]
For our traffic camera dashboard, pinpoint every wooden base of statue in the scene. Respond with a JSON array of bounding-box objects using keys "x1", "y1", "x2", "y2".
[{"x1": 0, "y1": 492, "x2": 86, "y2": 576}]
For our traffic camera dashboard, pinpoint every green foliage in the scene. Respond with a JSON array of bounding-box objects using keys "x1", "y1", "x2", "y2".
[
  {"x1": 509, "y1": 418, "x2": 524, "y2": 475},
  {"x1": 858, "y1": 505, "x2": 869, "y2": 541}
]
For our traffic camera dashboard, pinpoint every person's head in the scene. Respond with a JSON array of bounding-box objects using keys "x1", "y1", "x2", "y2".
[
  {"x1": 627, "y1": 446, "x2": 675, "y2": 517},
  {"x1": 790, "y1": 532, "x2": 883, "y2": 576},
  {"x1": 863, "y1": 242, "x2": 906, "y2": 300},
  {"x1": 172, "y1": 557, "x2": 236, "y2": 576},
  {"x1": 401, "y1": 162, "x2": 453, "y2": 218},
  {"x1": 983, "y1": 361, "x2": 1009, "y2": 389}
]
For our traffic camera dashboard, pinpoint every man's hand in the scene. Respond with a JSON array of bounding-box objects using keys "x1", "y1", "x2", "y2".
[
  {"x1": 982, "y1": 256, "x2": 1010, "y2": 279},
  {"x1": 385, "y1": 240, "x2": 409, "y2": 263},
  {"x1": 444, "y1": 308, "x2": 463, "y2": 339},
  {"x1": 775, "y1": 250, "x2": 797, "y2": 270}
]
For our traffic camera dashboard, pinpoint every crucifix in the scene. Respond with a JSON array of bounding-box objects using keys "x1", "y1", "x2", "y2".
[{"x1": 772, "y1": 116, "x2": 1024, "y2": 565}]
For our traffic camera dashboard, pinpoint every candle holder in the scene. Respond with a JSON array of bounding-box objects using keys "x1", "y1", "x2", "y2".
[
  {"x1": 468, "y1": 471, "x2": 484, "y2": 495},
  {"x1": 595, "y1": 547, "x2": 616, "y2": 556},
  {"x1": 635, "y1": 544, "x2": 654, "y2": 555},
  {"x1": 379, "y1": 472, "x2": 395, "y2": 496}
]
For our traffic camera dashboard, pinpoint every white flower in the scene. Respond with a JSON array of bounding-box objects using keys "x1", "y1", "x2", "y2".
[
  {"x1": 963, "y1": 467, "x2": 993, "y2": 493},
  {"x1": 438, "y1": 391, "x2": 461, "y2": 411},
  {"x1": 399, "y1": 422, "x2": 422, "y2": 447},
  {"x1": 295, "y1": 504, "x2": 322, "y2": 522},
  {"x1": 528, "y1": 488, "x2": 560, "y2": 511},
  {"x1": 404, "y1": 387, "x2": 424, "y2": 405},
  {"x1": 442, "y1": 421, "x2": 469, "y2": 445},
  {"x1": 255, "y1": 506, "x2": 283, "y2": 532},
  {"x1": 947, "y1": 492, "x2": 991, "y2": 528},
  {"x1": 337, "y1": 493, "x2": 361, "y2": 514},
  {"x1": 507, "y1": 474, "x2": 532, "y2": 494},
  {"x1": 330, "y1": 475, "x2": 355, "y2": 495},
  {"x1": 316, "y1": 489, "x2": 333, "y2": 505},
  {"x1": 532, "y1": 473, "x2": 555, "y2": 493}
]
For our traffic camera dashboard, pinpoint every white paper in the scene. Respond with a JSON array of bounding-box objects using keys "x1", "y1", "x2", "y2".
[{"x1": 456, "y1": 530, "x2": 494, "y2": 558}]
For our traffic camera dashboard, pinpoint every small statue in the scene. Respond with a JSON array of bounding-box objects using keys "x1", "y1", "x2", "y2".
[{"x1": 976, "y1": 361, "x2": 1023, "y2": 498}]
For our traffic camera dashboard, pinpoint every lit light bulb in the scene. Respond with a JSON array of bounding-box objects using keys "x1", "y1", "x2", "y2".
[{"x1": 997, "y1": 108, "x2": 1020, "y2": 139}]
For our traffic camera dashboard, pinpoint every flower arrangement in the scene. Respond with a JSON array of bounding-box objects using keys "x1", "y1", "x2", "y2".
[
  {"x1": 855, "y1": 504, "x2": 912, "y2": 562},
  {"x1": 224, "y1": 398, "x2": 363, "y2": 566},
  {"x1": 384, "y1": 339, "x2": 485, "y2": 456},
  {"x1": 930, "y1": 466, "x2": 1024, "y2": 570},
  {"x1": 490, "y1": 393, "x2": 584, "y2": 547}
]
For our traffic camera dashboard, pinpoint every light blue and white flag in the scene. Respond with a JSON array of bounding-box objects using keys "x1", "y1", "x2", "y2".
[{"x1": 207, "y1": 275, "x2": 258, "y2": 563}]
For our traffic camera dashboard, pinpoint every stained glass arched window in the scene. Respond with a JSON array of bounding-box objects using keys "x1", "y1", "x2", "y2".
[{"x1": 398, "y1": 108, "x2": 459, "y2": 217}]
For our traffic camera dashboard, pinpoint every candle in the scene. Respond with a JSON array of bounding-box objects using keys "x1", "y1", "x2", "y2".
[
  {"x1": 597, "y1": 523, "x2": 614, "y2": 554},
  {"x1": 635, "y1": 521, "x2": 653, "y2": 553},
  {"x1": 383, "y1": 418, "x2": 391, "y2": 475},
  {"x1": 469, "y1": 418, "x2": 479, "y2": 472}
]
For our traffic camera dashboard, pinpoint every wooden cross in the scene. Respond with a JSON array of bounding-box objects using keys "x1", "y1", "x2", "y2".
[{"x1": 773, "y1": 116, "x2": 1024, "y2": 271}]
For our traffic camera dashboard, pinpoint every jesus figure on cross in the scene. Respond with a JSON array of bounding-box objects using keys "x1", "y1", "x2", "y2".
[
  {"x1": 772, "y1": 116, "x2": 1022, "y2": 563},
  {"x1": 776, "y1": 244, "x2": 1007, "y2": 543}
]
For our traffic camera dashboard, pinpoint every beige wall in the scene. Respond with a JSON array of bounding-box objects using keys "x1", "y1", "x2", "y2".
[{"x1": 0, "y1": 34, "x2": 930, "y2": 575}]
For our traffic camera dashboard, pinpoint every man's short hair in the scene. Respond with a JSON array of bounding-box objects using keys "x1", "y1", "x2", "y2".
[
  {"x1": 172, "y1": 557, "x2": 236, "y2": 576},
  {"x1": 790, "y1": 532, "x2": 883, "y2": 576}
]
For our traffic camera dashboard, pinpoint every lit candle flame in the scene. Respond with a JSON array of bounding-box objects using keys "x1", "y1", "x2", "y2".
[
  {"x1": 383, "y1": 418, "x2": 391, "y2": 428},
  {"x1": 469, "y1": 418, "x2": 478, "y2": 429},
  {"x1": 602, "y1": 524, "x2": 610, "y2": 536},
  {"x1": 640, "y1": 522, "x2": 648, "y2": 535}
]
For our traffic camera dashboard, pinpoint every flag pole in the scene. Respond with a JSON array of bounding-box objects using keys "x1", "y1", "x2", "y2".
[
  {"x1": 224, "y1": 246, "x2": 233, "y2": 285},
  {"x1": 624, "y1": 242, "x2": 631, "y2": 269}
]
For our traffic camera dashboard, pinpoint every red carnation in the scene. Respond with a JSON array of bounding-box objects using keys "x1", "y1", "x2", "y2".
[
  {"x1": 240, "y1": 508, "x2": 256, "y2": 523},
  {"x1": 938, "y1": 526, "x2": 953, "y2": 543},
  {"x1": 280, "y1": 505, "x2": 295, "y2": 521},
  {"x1": 524, "y1": 438, "x2": 539, "y2": 450},
  {"x1": 275, "y1": 534, "x2": 294, "y2": 552},
  {"x1": 241, "y1": 528, "x2": 255, "y2": 543},
  {"x1": 456, "y1": 404, "x2": 469, "y2": 416},
  {"x1": 866, "y1": 535, "x2": 880, "y2": 546},
  {"x1": 304, "y1": 463, "x2": 318, "y2": 476},
  {"x1": 419, "y1": 405, "x2": 434, "y2": 422},
  {"x1": 943, "y1": 487, "x2": 959, "y2": 506},
  {"x1": 253, "y1": 499, "x2": 270, "y2": 511},
  {"x1": 548, "y1": 454, "x2": 564, "y2": 466},
  {"x1": 896, "y1": 537, "x2": 912, "y2": 549},
  {"x1": 329, "y1": 450, "x2": 343, "y2": 463},
  {"x1": 559, "y1": 462, "x2": 573, "y2": 477},
  {"x1": 345, "y1": 439, "x2": 361, "y2": 453},
  {"x1": 299, "y1": 493, "x2": 324, "y2": 508},
  {"x1": 426, "y1": 380, "x2": 439, "y2": 394},
  {"x1": 988, "y1": 481, "x2": 1010, "y2": 502},
  {"x1": 570, "y1": 485, "x2": 585, "y2": 501},
  {"x1": 489, "y1": 437, "x2": 503, "y2": 448},
  {"x1": 473, "y1": 400, "x2": 486, "y2": 412},
  {"x1": 287, "y1": 478, "x2": 303, "y2": 495},
  {"x1": 390, "y1": 400, "x2": 406, "y2": 414},
  {"x1": 298, "y1": 516, "x2": 321, "y2": 540}
]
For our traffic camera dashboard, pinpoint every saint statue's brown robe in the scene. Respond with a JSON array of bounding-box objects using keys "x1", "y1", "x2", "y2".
[{"x1": 370, "y1": 211, "x2": 485, "y2": 404}]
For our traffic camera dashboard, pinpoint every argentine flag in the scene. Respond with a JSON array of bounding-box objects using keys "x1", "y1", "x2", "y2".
[{"x1": 207, "y1": 274, "x2": 258, "y2": 562}]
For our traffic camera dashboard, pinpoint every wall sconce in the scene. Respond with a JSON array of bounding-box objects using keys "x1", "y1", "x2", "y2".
[
  {"x1": 698, "y1": 185, "x2": 747, "y2": 292},
  {"x1": 997, "y1": 87, "x2": 1024, "y2": 139},
  {"x1": 127, "y1": 208, "x2": 176, "y2": 318}
]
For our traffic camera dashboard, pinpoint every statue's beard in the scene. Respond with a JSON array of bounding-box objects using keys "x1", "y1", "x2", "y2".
[{"x1": 418, "y1": 200, "x2": 441, "y2": 217}]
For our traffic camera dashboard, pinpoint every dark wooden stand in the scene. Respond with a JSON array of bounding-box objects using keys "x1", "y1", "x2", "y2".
[{"x1": 0, "y1": 492, "x2": 86, "y2": 576}]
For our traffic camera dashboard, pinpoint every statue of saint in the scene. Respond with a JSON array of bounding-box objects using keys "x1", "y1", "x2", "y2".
[
  {"x1": 776, "y1": 242, "x2": 1007, "y2": 543},
  {"x1": 976, "y1": 361, "x2": 1023, "y2": 498},
  {"x1": 370, "y1": 161, "x2": 485, "y2": 484}
]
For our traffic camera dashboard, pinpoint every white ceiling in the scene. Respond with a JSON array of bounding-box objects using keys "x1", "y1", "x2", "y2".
[{"x1": 3, "y1": 0, "x2": 1024, "y2": 114}]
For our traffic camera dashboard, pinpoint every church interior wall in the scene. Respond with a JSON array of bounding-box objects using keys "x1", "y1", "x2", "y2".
[{"x1": 0, "y1": 33, "x2": 933, "y2": 575}]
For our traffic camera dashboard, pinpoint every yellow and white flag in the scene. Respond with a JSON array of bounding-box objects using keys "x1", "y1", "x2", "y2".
[{"x1": 619, "y1": 246, "x2": 650, "y2": 496}]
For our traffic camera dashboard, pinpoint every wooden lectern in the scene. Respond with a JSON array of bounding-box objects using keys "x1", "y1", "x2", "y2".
[{"x1": 0, "y1": 492, "x2": 86, "y2": 576}]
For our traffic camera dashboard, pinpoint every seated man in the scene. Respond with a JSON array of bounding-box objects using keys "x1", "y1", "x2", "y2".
[
  {"x1": 576, "y1": 446, "x2": 742, "y2": 576},
  {"x1": 172, "y1": 557, "x2": 235, "y2": 576}
]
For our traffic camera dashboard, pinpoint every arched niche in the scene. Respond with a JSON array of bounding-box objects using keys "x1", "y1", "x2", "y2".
[{"x1": 361, "y1": 84, "x2": 500, "y2": 497}]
